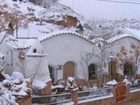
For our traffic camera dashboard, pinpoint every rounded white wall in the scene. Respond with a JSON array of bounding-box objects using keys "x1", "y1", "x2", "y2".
[
  {"x1": 106, "y1": 37, "x2": 140, "y2": 56},
  {"x1": 106, "y1": 37, "x2": 140, "y2": 75},
  {"x1": 41, "y1": 34, "x2": 101, "y2": 80}
]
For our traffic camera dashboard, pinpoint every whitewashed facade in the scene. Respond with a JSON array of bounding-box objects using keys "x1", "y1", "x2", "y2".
[
  {"x1": 105, "y1": 33, "x2": 140, "y2": 80},
  {"x1": 0, "y1": 31, "x2": 102, "y2": 82},
  {"x1": 0, "y1": 35, "x2": 51, "y2": 82},
  {"x1": 39, "y1": 31, "x2": 101, "y2": 81}
]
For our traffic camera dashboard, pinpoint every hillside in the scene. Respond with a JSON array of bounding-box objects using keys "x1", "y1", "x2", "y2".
[{"x1": 0, "y1": 0, "x2": 94, "y2": 38}]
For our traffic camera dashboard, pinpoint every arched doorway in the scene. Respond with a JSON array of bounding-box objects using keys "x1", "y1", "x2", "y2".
[
  {"x1": 124, "y1": 62, "x2": 134, "y2": 77},
  {"x1": 124, "y1": 62, "x2": 137, "y2": 83},
  {"x1": 88, "y1": 64, "x2": 96, "y2": 80},
  {"x1": 109, "y1": 61, "x2": 117, "y2": 80},
  {"x1": 63, "y1": 61, "x2": 75, "y2": 79}
]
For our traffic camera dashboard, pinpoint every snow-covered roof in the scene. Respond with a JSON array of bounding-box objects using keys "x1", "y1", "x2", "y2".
[
  {"x1": 6, "y1": 30, "x2": 95, "y2": 49},
  {"x1": 107, "y1": 34, "x2": 140, "y2": 43},
  {"x1": 5, "y1": 30, "x2": 95, "y2": 50},
  {"x1": 5, "y1": 35, "x2": 37, "y2": 49},
  {"x1": 39, "y1": 30, "x2": 94, "y2": 44},
  {"x1": 91, "y1": 37, "x2": 106, "y2": 44},
  {"x1": 107, "y1": 28, "x2": 140, "y2": 43}
]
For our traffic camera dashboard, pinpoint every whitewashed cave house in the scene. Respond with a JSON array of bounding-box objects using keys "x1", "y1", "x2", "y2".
[
  {"x1": 0, "y1": 34, "x2": 51, "y2": 84},
  {"x1": 38, "y1": 31, "x2": 101, "y2": 86},
  {"x1": 0, "y1": 31, "x2": 102, "y2": 87},
  {"x1": 104, "y1": 28, "x2": 140, "y2": 81}
]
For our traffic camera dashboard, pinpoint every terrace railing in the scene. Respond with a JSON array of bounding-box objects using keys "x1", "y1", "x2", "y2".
[
  {"x1": 78, "y1": 87, "x2": 112, "y2": 102},
  {"x1": 32, "y1": 92, "x2": 72, "y2": 105}
]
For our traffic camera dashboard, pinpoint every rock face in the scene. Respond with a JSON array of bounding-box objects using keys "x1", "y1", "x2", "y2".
[
  {"x1": 0, "y1": 0, "x2": 93, "y2": 37},
  {"x1": 29, "y1": 0, "x2": 83, "y2": 31},
  {"x1": 47, "y1": 15, "x2": 82, "y2": 28}
]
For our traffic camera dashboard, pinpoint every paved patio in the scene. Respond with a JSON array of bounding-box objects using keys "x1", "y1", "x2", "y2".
[{"x1": 118, "y1": 98, "x2": 140, "y2": 105}]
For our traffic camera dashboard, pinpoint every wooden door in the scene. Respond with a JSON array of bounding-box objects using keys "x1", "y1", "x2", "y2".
[
  {"x1": 63, "y1": 62, "x2": 75, "y2": 79},
  {"x1": 88, "y1": 64, "x2": 96, "y2": 80},
  {"x1": 109, "y1": 61, "x2": 117, "y2": 80},
  {"x1": 124, "y1": 62, "x2": 133, "y2": 76}
]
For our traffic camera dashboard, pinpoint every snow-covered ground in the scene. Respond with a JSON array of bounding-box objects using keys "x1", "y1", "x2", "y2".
[
  {"x1": 15, "y1": 22, "x2": 78, "y2": 38},
  {"x1": 0, "y1": 0, "x2": 45, "y2": 18}
]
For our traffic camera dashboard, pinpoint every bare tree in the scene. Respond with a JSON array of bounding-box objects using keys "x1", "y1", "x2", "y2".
[
  {"x1": 80, "y1": 48, "x2": 101, "y2": 87},
  {"x1": 0, "y1": 4, "x2": 30, "y2": 36}
]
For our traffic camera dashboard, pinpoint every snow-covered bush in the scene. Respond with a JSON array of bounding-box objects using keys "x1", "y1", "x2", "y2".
[
  {"x1": 106, "y1": 79, "x2": 117, "y2": 86},
  {"x1": 65, "y1": 77, "x2": 78, "y2": 91},
  {"x1": 0, "y1": 90, "x2": 18, "y2": 105},
  {"x1": 123, "y1": 76, "x2": 132, "y2": 85},
  {"x1": 32, "y1": 79, "x2": 47, "y2": 90},
  {"x1": 32, "y1": 79, "x2": 48, "y2": 95},
  {"x1": 0, "y1": 71, "x2": 32, "y2": 105}
]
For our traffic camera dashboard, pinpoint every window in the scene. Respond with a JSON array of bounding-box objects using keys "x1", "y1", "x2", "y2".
[
  {"x1": 88, "y1": 64, "x2": 96, "y2": 80},
  {"x1": 49, "y1": 66, "x2": 55, "y2": 82},
  {"x1": 2, "y1": 56, "x2": 4, "y2": 60},
  {"x1": 33, "y1": 48, "x2": 37, "y2": 53}
]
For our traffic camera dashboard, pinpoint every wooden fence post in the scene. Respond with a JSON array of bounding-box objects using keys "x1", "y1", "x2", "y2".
[
  {"x1": 71, "y1": 90, "x2": 78, "y2": 105},
  {"x1": 40, "y1": 80, "x2": 52, "y2": 95},
  {"x1": 112, "y1": 83, "x2": 127, "y2": 104}
]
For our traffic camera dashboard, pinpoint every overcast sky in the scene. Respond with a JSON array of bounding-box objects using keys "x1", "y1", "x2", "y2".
[{"x1": 59, "y1": 0, "x2": 140, "y2": 20}]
